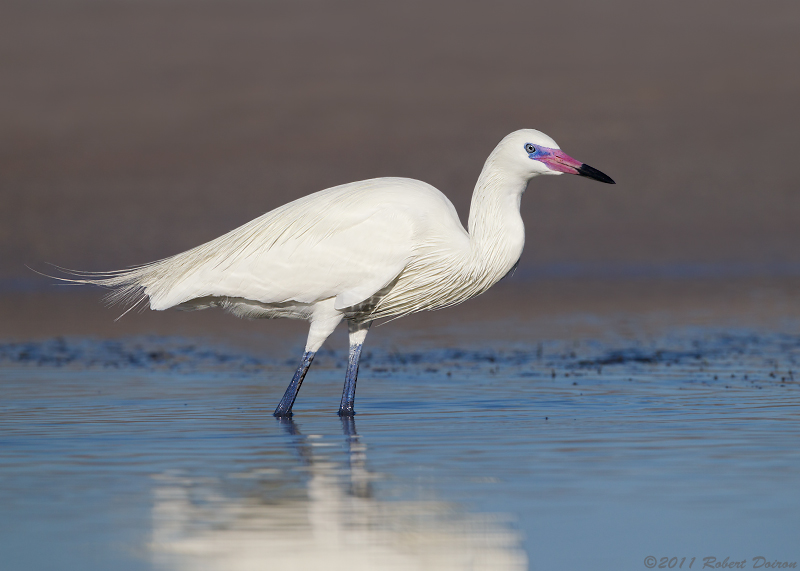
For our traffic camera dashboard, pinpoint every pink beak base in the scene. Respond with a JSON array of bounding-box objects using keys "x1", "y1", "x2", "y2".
[{"x1": 537, "y1": 148, "x2": 615, "y2": 184}]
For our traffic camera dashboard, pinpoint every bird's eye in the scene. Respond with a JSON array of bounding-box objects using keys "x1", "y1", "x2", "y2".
[{"x1": 524, "y1": 143, "x2": 536, "y2": 154}]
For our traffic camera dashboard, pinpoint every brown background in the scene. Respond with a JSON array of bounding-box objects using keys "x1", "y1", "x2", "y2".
[{"x1": 2, "y1": 0, "x2": 799, "y2": 283}]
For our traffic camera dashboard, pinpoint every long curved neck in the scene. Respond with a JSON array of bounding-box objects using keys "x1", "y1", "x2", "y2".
[{"x1": 466, "y1": 156, "x2": 529, "y2": 281}]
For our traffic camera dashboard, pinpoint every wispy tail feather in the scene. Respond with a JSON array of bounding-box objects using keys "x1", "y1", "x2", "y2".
[{"x1": 31, "y1": 262, "x2": 159, "y2": 320}]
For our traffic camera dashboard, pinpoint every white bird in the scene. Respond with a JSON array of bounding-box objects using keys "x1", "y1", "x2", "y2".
[{"x1": 56, "y1": 129, "x2": 614, "y2": 416}]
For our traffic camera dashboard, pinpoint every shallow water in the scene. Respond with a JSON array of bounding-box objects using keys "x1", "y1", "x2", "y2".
[{"x1": 1, "y1": 330, "x2": 799, "y2": 570}]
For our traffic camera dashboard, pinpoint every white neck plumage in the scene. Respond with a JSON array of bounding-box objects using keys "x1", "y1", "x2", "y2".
[{"x1": 466, "y1": 155, "x2": 530, "y2": 284}]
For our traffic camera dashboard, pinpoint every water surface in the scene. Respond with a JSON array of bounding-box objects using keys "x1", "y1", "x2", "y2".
[{"x1": 1, "y1": 329, "x2": 799, "y2": 570}]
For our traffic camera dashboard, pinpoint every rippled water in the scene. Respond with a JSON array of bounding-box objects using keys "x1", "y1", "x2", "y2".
[{"x1": 1, "y1": 330, "x2": 799, "y2": 570}]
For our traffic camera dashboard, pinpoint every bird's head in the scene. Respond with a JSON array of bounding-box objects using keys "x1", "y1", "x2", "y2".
[{"x1": 496, "y1": 129, "x2": 615, "y2": 184}]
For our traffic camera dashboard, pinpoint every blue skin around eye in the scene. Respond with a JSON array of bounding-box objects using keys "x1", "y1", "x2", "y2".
[
  {"x1": 525, "y1": 143, "x2": 558, "y2": 162},
  {"x1": 524, "y1": 143, "x2": 542, "y2": 158}
]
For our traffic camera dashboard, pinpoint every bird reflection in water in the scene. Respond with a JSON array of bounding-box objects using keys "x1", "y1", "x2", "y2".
[{"x1": 150, "y1": 418, "x2": 527, "y2": 570}]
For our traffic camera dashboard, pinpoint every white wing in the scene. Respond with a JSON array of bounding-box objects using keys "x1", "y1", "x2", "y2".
[{"x1": 81, "y1": 178, "x2": 455, "y2": 313}]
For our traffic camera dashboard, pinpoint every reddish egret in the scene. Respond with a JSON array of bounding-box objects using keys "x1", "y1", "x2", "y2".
[{"x1": 57, "y1": 129, "x2": 614, "y2": 416}]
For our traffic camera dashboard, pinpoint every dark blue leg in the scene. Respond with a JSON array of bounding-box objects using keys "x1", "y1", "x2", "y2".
[
  {"x1": 338, "y1": 343, "x2": 363, "y2": 416},
  {"x1": 273, "y1": 351, "x2": 315, "y2": 417}
]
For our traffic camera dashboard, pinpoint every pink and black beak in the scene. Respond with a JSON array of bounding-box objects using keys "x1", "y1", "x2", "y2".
[{"x1": 528, "y1": 145, "x2": 615, "y2": 184}]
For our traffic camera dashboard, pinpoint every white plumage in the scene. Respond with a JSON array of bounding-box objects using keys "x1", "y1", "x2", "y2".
[{"x1": 56, "y1": 128, "x2": 614, "y2": 416}]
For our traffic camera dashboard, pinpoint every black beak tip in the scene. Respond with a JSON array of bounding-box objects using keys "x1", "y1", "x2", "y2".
[{"x1": 577, "y1": 163, "x2": 615, "y2": 184}]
